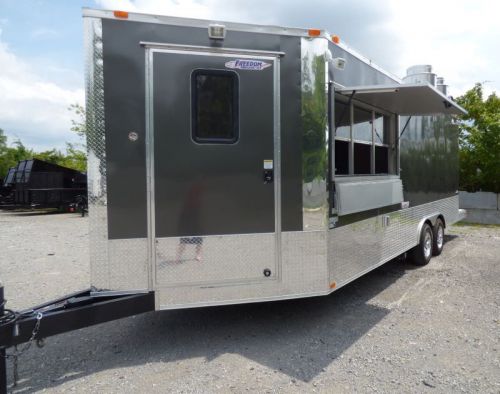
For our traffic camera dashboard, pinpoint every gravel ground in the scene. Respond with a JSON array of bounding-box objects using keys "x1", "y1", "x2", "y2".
[{"x1": 1, "y1": 210, "x2": 499, "y2": 393}]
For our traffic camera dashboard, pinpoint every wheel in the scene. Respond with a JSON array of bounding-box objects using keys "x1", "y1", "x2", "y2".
[
  {"x1": 410, "y1": 222, "x2": 433, "y2": 266},
  {"x1": 432, "y1": 218, "x2": 445, "y2": 256}
]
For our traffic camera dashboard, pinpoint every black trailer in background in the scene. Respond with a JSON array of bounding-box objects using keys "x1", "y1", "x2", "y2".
[
  {"x1": 0, "y1": 168, "x2": 16, "y2": 205},
  {"x1": 1, "y1": 159, "x2": 87, "y2": 212}
]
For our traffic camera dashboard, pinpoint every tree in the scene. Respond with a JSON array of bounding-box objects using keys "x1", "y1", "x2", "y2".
[
  {"x1": 456, "y1": 84, "x2": 500, "y2": 193},
  {"x1": 69, "y1": 103, "x2": 86, "y2": 138},
  {"x1": 0, "y1": 128, "x2": 9, "y2": 178},
  {"x1": 0, "y1": 132, "x2": 35, "y2": 179},
  {"x1": 0, "y1": 131, "x2": 87, "y2": 179},
  {"x1": 67, "y1": 103, "x2": 87, "y2": 172},
  {"x1": 0, "y1": 128, "x2": 6, "y2": 150},
  {"x1": 0, "y1": 102, "x2": 88, "y2": 179}
]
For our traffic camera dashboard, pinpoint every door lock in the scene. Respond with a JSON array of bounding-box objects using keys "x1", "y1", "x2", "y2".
[{"x1": 263, "y1": 169, "x2": 273, "y2": 184}]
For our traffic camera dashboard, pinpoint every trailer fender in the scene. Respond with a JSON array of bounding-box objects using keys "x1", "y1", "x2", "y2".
[
  {"x1": 437, "y1": 214, "x2": 446, "y2": 228},
  {"x1": 416, "y1": 213, "x2": 440, "y2": 244}
]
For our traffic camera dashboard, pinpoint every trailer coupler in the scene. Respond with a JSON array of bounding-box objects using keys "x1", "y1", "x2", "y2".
[{"x1": 0, "y1": 285, "x2": 154, "y2": 392}]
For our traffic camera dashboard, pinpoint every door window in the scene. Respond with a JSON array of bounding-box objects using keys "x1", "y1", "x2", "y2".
[{"x1": 191, "y1": 69, "x2": 239, "y2": 144}]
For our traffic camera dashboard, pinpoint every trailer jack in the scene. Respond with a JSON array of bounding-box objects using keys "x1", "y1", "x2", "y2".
[{"x1": 0, "y1": 285, "x2": 154, "y2": 393}]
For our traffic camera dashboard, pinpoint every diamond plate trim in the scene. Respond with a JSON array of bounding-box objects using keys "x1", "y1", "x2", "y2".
[
  {"x1": 107, "y1": 238, "x2": 149, "y2": 290},
  {"x1": 155, "y1": 233, "x2": 277, "y2": 287},
  {"x1": 156, "y1": 196, "x2": 460, "y2": 309},
  {"x1": 84, "y1": 17, "x2": 109, "y2": 290},
  {"x1": 328, "y1": 195, "x2": 460, "y2": 287},
  {"x1": 156, "y1": 231, "x2": 327, "y2": 309}
]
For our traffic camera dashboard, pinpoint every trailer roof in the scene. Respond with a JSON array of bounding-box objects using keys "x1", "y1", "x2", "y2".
[
  {"x1": 82, "y1": 8, "x2": 401, "y2": 83},
  {"x1": 338, "y1": 83, "x2": 467, "y2": 116}
]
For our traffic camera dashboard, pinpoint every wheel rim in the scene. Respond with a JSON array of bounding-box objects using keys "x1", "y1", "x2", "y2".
[
  {"x1": 436, "y1": 225, "x2": 444, "y2": 249},
  {"x1": 424, "y1": 230, "x2": 432, "y2": 259}
]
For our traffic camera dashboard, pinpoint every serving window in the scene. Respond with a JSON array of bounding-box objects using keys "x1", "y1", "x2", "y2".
[{"x1": 334, "y1": 97, "x2": 396, "y2": 176}]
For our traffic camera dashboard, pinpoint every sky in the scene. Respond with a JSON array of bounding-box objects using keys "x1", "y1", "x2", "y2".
[{"x1": 0, "y1": 0, "x2": 499, "y2": 151}]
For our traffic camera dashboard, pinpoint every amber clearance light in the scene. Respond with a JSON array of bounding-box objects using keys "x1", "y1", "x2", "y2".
[{"x1": 113, "y1": 10, "x2": 129, "y2": 19}]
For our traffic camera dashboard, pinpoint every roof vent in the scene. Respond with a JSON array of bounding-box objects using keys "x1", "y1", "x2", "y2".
[
  {"x1": 403, "y1": 64, "x2": 436, "y2": 86},
  {"x1": 436, "y1": 77, "x2": 448, "y2": 95}
]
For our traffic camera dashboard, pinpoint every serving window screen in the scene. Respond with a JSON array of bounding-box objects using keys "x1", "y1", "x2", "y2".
[
  {"x1": 334, "y1": 97, "x2": 395, "y2": 176},
  {"x1": 352, "y1": 106, "x2": 372, "y2": 142},
  {"x1": 335, "y1": 101, "x2": 350, "y2": 139},
  {"x1": 191, "y1": 69, "x2": 239, "y2": 144},
  {"x1": 374, "y1": 113, "x2": 390, "y2": 144}
]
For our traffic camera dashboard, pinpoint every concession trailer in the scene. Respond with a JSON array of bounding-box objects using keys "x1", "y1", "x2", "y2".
[
  {"x1": 82, "y1": 8, "x2": 466, "y2": 308},
  {"x1": 0, "y1": 8, "x2": 466, "y2": 389}
]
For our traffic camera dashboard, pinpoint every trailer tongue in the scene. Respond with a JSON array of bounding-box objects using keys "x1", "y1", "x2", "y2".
[{"x1": 0, "y1": 285, "x2": 153, "y2": 391}]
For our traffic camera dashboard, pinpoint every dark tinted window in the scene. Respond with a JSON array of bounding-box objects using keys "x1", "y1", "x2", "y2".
[
  {"x1": 4, "y1": 168, "x2": 15, "y2": 185},
  {"x1": 354, "y1": 143, "x2": 371, "y2": 174},
  {"x1": 15, "y1": 161, "x2": 26, "y2": 182},
  {"x1": 192, "y1": 69, "x2": 239, "y2": 144},
  {"x1": 335, "y1": 139, "x2": 349, "y2": 175},
  {"x1": 375, "y1": 146, "x2": 389, "y2": 173}
]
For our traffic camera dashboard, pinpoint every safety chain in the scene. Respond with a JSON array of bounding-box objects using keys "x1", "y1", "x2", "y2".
[{"x1": 4, "y1": 312, "x2": 43, "y2": 387}]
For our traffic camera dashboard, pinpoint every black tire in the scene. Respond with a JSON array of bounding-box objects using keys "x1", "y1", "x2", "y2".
[
  {"x1": 410, "y1": 222, "x2": 433, "y2": 266},
  {"x1": 432, "y1": 218, "x2": 445, "y2": 256}
]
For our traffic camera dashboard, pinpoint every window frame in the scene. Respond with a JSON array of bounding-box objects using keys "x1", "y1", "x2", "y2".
[{"x1": 191, "y1": 68, "x2": 240, "y2": 145}]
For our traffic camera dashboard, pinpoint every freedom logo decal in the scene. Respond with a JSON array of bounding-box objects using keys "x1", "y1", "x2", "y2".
[{"x1": 225, "y1": 59, "x2": 272, "y2": 71}]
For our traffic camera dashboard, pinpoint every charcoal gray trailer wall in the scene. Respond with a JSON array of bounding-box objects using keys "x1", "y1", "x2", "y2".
[{"x1": 100, "y1": 19, "x2": 303, "y2": 240}]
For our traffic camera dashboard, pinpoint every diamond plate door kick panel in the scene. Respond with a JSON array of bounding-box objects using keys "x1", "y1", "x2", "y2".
[
  {"x1": 156, "y1": 231, "x2": 328, "y2": 309},
  {"x1": 328, "y1": 195, "x2": 460, "y2": 287},
  {"x1": 155, "y1": 233, "x2": 277, "y2": 287}
]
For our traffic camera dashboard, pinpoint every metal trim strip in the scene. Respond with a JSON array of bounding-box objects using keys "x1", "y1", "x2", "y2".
[
  {"x1": 273, "y1": 56, "x2": 282, "y2": 281},
  {"x1": 140, "y1": 41, "x2": 285, "y2": 57},
  {"x1": 90, "y1": 289, "x2": 150, "y2": 297},
  {"x1": 145, "y1": 48, "x2": 156, "y2": 296}
]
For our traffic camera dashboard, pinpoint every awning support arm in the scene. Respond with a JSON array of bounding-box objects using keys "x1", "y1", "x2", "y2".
[
  {"x1": 399, "y1": 116, "x2": 412, "y2": 139},
  {"x1": 335, "y1": 91, "x2": 356, "y2": 130}
]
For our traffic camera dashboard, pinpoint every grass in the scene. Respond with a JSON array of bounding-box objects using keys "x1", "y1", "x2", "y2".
[{"x1": 452, "y1": 221, "x2": 500, "y2": 229}]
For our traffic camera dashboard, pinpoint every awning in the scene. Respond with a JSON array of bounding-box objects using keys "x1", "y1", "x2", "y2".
[{"x1": 338, "y1": 83, "x2": 467, "y2": 116}]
